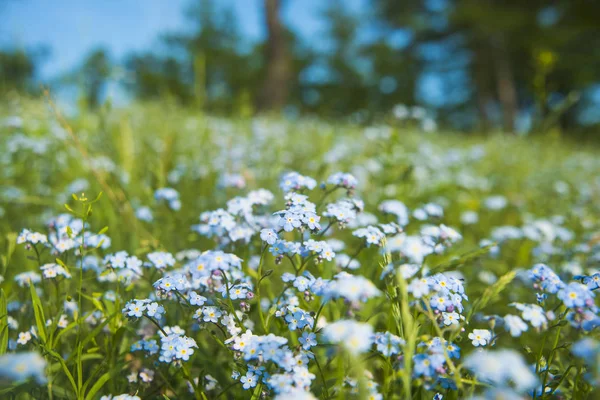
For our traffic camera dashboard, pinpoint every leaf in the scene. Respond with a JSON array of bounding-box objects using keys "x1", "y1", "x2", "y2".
[
  {"x1": 47, "y1": 349, "x2": 78, "y2": 395},
  {"x1": 77, "y1": 342, "x2": 83, "y2": 395},
  {"x1": 66, "y1": 313, "x2": 117, "y2": 363},
  {"x1": 52, "y1": 311, "x2": 94, "y2": 347},
  {"x1": 29, "y1": 284, "x2": 47, "y2": 343},
  {"x1": 90, "y1": 192, "x2": 104, "y2": 204},
  {"x1": 84, "y1": 371, "x2": 112, "y2": 400},
  {"x1": 98, "y1": 226, "x2": 109, "y2": 235},
  {"x1": 2, "y1": 233, "x2": 17, "y2": 274},
  {"x1": 55, "y1": 258, "x2": 72, "y2": 275},
  {"x1": 78, "y1": 291, "x2": 105, "y2": 312},
  {"x1": 0, "y1": 289, "x2": 8, "y2": 354},
  {"x1": 468, "y1": 270, "x2": 516, "y2": 320},
  {"x1": 430, "y1": 244, "x2": 495, "y2": 273}
]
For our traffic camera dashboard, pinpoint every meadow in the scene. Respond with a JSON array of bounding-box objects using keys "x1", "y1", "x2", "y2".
[{"x1": 1, "y1": 98, "x2": 599, "y2": 399}]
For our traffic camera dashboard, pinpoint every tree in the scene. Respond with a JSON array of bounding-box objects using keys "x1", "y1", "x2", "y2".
[
  {"x1": 258, "y1": 0, "x2": 291, "y2": 112},
  {"x1": 79, "y1": 48, "x2": 111, "y2": 108},
  {"x1": 0, "y1": 49, "x2": 35, "y2": 93},
  {"x1": 125, "y1": 53, "x2": 193, "y2": 104},
  {"x1": 375, "y1": 0, "x2": 600, "y2": 133}
]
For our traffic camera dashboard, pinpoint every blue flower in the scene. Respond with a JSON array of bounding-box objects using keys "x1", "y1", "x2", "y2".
[
  {"x1": 240, "y1": 372, "x2": 258, "y2": 389},
  {"x1": 189, "y1": 291, "x2": 207, "y2": 306},
  {"x1": 372, "y1": 332, "x2": 404, "y2": 357},
  {"x1": 146, "y1": 252, "x2": 176, "y2": 269},
  {"x1": 260, "y1": 229, "x2": 278, "y2": 245},
  {"x1": 468, "y1": 329, "x2": 492, "y2": 347},
  {"x1": 558, "y1": 283, "x2": 594, "y2": 308},
  {"x1": 413, "y1": 353, "x2": 441, "y2": 378},
  {"x1": 299, "y1": 332, "x2": 317, "y2": 350},
  {"x1": 130, "y1": 341, "x2": 144, "y2": 352},
  {"x1": 0, "y1": 352, "x2": 47, "y2": 384},
  {"x1": 124, "y1": 300, "x2": 147, "y2": 318},
  {"x1": 327, "y1": 172, "x2": 358, "y2": 189},
  {"x1": 279, "y1": 172, "x2": 317, "y2": 192},
  {"x1": 278, "y1": 211, "x2": 302, "y2": 232},
  {"x1": 146, "y1": 302, "x2": 165, "y2": 319},
  {"x1": 135, "y1": 206, "x2": 153, "y2": 222},
  {"x1": 143, "y1": 340, "x2": 159, "y2": 355},
  {"x1": 581, "y1": 273, "x2": 600, "y2": 290},
  {"x1": 154, "y1": 188, "x2": 181, "y2": 211}
]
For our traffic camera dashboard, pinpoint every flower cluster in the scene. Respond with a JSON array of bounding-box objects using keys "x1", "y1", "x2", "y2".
[{"x1": 154, "y1": 187, "x2": 181, "y2": 211}]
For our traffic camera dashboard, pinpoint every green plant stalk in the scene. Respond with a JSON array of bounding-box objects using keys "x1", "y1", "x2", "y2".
[{"x1": 423, "y1": 301, "x2": 464, "y2": 392}]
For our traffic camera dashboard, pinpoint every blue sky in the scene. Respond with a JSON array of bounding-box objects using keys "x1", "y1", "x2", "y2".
[{"x1": 3, "y1": 0, "x2": 362, "y2": 79}]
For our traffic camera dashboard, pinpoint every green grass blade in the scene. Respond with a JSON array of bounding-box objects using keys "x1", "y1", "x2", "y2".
[
  {"x1": 30, "y1": 283, "x2": 47, "y2": 343},
  {"x1": 83, "y1": 371, "x2": 112, "y2": 400},
  {"x1": 0, "y1": 289, "x2": 8, "y2": 354}
]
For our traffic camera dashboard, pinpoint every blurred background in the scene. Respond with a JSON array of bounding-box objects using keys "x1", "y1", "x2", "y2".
[{"x1": 1, "y1": 0, "x2": 599, "y2": 136}]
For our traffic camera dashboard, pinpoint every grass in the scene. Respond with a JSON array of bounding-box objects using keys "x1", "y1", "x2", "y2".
[{"x1": 0, "y1": 97, "x2": 599, "y2": 399}]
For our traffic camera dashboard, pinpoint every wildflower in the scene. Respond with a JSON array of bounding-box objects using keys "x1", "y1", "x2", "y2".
[
  {"x1": 146, "y1": 302, "x2": 165, "y2": 319},
  {"x1": 154, "y1": 187, "x2": 181, "y2": 211},
  {"x1": 158, "y1": 330, "x2": 198, "y2": 363},
  {"x1": 336, "y1": 253, "x2": 360, "y2": 270},
  {"x1": 324, "y1": 200, "x2": 358, "y2": 224},
  {"x1": 57, "y1": 314, "x2": 69, "y2": 328},
  {"x1": 189, "y1": 291, "x2": 207, "y2": 306},
  {"x1": 484, "y1": 195, "x2": 508, "y2": 210},
  {"x1": 413, "y1": 203, "x2": 443, "y2": 220},
  {"x1": 135, "y1": 206, "x2": 153, "y2": 222},
  {"x1": 299, "y1": 332, "x2": 317, "y2": 350},
  {"x1": 16, "y1": 229, "x2": 48, "y2": 245},
  {"x1": 280, "y1": 172, "x2": 317, "y2": 192},
  {"x1": 240, "y1": 372, "x2": 258, "y2": 390},
  {"x1": 442, "y1": 312, "x2": 460, "y2": 326},
  {"x1": 372, "y1": 332, "x2": 404, "y2": 356},
  {"x1": 17, "y1": 332, "x2": 32, "y2": 345},
  {"x1": 303, "y1": 212, "x2": 321, "y2": 231},
  {"x1": 468, "y1": 329, "x2": 492, "y2": 347},
  {"x1": 322, "y1": 320, "x2": 373, "y2": 355},
  {"x1": 464, "y1": 350, "x2": 537, "y2": 393},
  {"x1": 379, "y1": 200, "x2": 409, "y2": 226},
  {"x1": 408, "y1": 278, "x2": 430, "y2": 298},
  {"x1": 123, "y1": 300, "x2": 147, "y2": 319},
  {"x1": 460, "y1": 211, "x2": 478, "y2": 224},
  {"x1": 201, "y1": 306, "x2": 222, "y2": 323},
  {"x1": 278, "y1": 211, "x2": 302, "y2": 232},
  {"x1": 512, "y1": 303, "x2": 547, "y2": 329},
  {"x1": 146, "y1": 252, "x2": 176, "y2": 269},
  {"x1": 0, "y1": 352, "x2": 47, "y2": 384},
  {"x1": 14, "y1": 272, "x2": 41, "y2": 287},
  {"x1": 399, "y1": 236, "x2": 433, "y2": 264},
  {"x1": 572, "y1": 338, "x2": 600, "y2": 365},
  {"x1": 323, "y1": 273, "x2": 381, "y2": 303},
  {"x1": 579, "y1": 273, "x2": 600, "y2": 290},
  {"x1": 327, "y1": 172, "x2": 358, "y2": 189},
  {"x1": 557, "y1": 282, "x2": 594, "y2": 308},
  {"x1": 353, "y1": 226, "x2": 385, "y2": 247},
  {"x1": 260, "y1": 228, "x2": 278, "y2": 245},
  {"x1": 40, "y1": 263, "x2": 72, "y2": 279},
  {"x1": 503, "y1": 315, "x2": 528, "y2": 337},
  {"x1": 413, "y1": 353, "x2": 444, "y2": 378},
  {"x1": 528, "y1": 264, "x2": 564, "y2": 294}
]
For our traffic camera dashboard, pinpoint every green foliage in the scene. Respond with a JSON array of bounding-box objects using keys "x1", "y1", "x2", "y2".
[{"x1": 0, "y1": 100, "x2": 599, "y2": 399}]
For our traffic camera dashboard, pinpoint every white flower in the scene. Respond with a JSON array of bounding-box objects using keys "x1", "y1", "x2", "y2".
[{"x1": 468, "y1": 329, "x2": 492, "y2": 347}]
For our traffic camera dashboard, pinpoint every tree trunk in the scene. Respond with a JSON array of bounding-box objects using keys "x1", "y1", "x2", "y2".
[
  {"x1": 492, "y1": 35, "x2": 518, "y2": 133},
  {"x1": 259, "y1": 0, "x2": 290, "y2": 112},
  {"x1": 472, "y1": 40, "x2": 493, "y2": 133}
]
